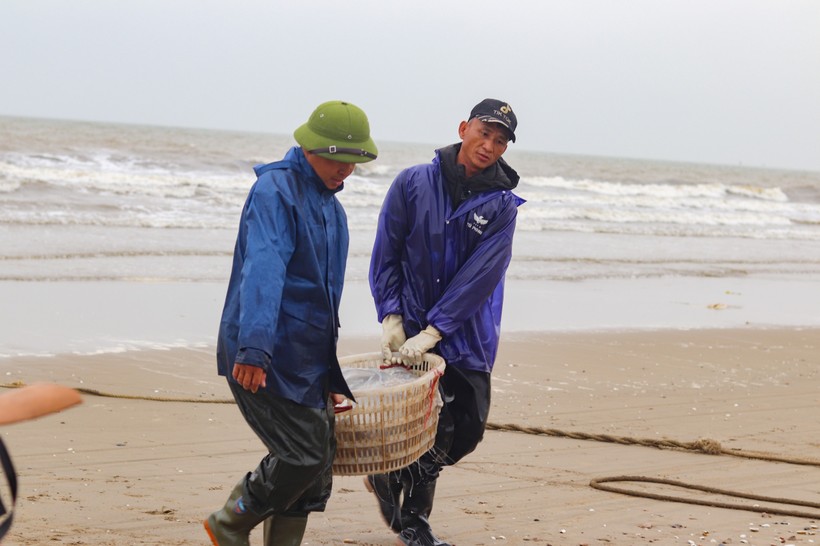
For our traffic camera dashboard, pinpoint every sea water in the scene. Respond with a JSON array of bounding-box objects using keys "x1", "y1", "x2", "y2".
[{"x1": 1, "y1": 116, "x2": 819, "y2": 356}]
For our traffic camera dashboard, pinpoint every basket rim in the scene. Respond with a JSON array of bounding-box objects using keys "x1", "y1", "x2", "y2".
[{"x1": 338, "y1": 352, "x2": 446, "y2": 398}]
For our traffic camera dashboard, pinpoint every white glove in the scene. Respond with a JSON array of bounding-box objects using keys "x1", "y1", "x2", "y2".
[
  {"x1": 380, "y1": 314, "x2": 406, "y2": 364},
  {"x1": 399, "y1": 325, "x2": 442, "y2": 365}
]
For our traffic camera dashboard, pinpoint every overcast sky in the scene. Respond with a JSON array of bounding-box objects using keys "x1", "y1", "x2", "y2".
[{"x1": 1, "y1": 1, "x2": 818, "y2": 171}]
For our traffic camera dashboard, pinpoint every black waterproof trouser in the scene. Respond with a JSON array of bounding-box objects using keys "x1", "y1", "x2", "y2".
[
  {"x1": 228, "y1": 382, "x2": 336, "y2": 517},
  {"x1": 401, "y1": 366, "x2": 491, "y2": 485}
]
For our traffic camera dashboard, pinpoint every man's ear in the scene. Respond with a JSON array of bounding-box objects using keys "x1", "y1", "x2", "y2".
[{"x1": 457, "y1": 120, "x2": 469, "y2": 139}]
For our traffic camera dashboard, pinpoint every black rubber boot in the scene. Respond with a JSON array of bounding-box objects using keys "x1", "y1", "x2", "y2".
[
  {"x1": 364, "y1": 474, "x2": 403, "y2": 533},
  {"x1": 396, "y1": 480, "x2": 451, "y2": 546},
  {"x1": 263, "y1": 514, "x2": 308, "y2": 546},
  {"x1": 204, "y1": 479, "x2": 266, "y2": 546}
]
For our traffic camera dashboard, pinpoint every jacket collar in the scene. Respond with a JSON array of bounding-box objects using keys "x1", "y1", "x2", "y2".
[
  {"x1": 288, "y1": 146, "x2": 345, "y2": 195},
  {"x1": 436, "y1": 143, "x2": 519, "y2": 208}
]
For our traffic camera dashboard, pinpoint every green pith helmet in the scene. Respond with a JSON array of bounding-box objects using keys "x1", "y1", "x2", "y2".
[{"x1": 294, "y1": 100, "x2": 378, "y2": 163}]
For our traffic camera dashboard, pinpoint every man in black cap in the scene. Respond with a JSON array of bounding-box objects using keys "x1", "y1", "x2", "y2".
[{"x1": 367, "y1": 99, "x2": 524, "y2": 545}]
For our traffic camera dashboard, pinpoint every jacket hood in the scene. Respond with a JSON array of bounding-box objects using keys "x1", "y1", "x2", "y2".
[{"x1": 436, "y1": 143, "x2": 519, "y2": 208}]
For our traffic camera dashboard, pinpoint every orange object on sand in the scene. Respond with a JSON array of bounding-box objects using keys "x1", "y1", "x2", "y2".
[
  {"x1": 0, "y1": 383, "x2": 81, "y2": 539},
  {"x1": 0, "y1": 383, "x2": 82, "y2": 426}
]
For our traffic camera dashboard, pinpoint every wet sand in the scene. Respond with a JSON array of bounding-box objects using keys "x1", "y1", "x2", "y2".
[{"x1": 1, "y1": 328, "x2": 818, "y2": 545}]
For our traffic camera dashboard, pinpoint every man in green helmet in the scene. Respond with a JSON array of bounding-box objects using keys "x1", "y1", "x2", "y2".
[{"x1": 205, "y1": 100, "x2": 378, "y2": 546}]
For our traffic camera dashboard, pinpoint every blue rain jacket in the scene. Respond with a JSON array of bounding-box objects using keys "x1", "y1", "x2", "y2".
[
  {"x1": 370, "y1": 150, "x2": 525, "y2": 373},
  {"x1": 217, "y1": 146, "x2": 353, "y2": 408}
]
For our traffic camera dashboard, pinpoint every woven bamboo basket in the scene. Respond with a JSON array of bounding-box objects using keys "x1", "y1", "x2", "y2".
[{"x1": 333, "y1": 352, "x2": 446, "y2": 476}]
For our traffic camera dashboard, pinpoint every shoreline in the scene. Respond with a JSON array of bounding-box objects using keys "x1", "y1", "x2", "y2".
[
  {"x1": 2, "y1": 327, "x2": 818, "y2": 545},
  {"x1": 2, "y1": 272, "x2": 820, "y2": 359}
]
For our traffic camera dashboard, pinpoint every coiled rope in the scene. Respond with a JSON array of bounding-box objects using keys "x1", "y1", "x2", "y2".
[
  {"x1": 484, "y1": 422, "x2": 820, "y2": 520},
  {"x1": 3, "y1": 382, "x2": 819, "y2": 519}
]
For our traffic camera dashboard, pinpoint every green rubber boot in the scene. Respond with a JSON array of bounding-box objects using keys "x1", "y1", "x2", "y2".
[
  {"x1": 204, "y1": 479, "x2": 265, "y2": 546},
  {"x1": 263, "y1": 514, "x2": 308, "y2": 546}
]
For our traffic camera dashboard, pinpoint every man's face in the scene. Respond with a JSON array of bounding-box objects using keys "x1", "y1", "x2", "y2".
[
  {"x1": 456, "y1": 119, "x2": 510, "y2": 177},
  {"x1": 305, "y1": 152, "x2": 356, "y2": 190}
]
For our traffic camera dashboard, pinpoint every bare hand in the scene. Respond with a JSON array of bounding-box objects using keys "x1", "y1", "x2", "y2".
[
  {"x1": 330, "y1": 392, "x2": 352, "y2": 413},
  {"x1": 232, "y1": 363, "x2": 267, "y2": 393}
]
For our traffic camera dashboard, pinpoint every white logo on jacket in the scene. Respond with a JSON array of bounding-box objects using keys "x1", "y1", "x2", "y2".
[{"x1": 466, "y1": 212, "x2": 488, "y2": 235}]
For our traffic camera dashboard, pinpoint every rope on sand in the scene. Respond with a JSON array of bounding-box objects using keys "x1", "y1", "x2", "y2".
[
  {"x1": 588, "y1": 476, "x2": 820, "y2": 520},
  {"x1": 485, "y1": 422, "x2": 820, "y2": 520},
  {"x1": 0, "y1": 381, "x2": 234, "y2": 404},
  {"x1": 3, "y1": 382, "x2": 818, "y2": 519},
  {"x1": 484, "y1": 422, "x2": 820, "y2": 466}
]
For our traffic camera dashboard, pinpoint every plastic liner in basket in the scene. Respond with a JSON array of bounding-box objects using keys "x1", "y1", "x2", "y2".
[{"x1": 333, "y1": 352, "x2": 445, "y2": 476}]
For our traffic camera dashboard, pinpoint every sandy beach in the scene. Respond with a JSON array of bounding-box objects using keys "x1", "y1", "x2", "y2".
[
  {"x1": 1, "y1": 328, "x2": 818, "y2": 546},
  {"x1": 1, "y1": 116, "x2": 819, "y2": 545}
]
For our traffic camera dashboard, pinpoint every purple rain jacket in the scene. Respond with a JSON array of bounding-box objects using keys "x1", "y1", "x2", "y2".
[
  {"x1": 369, "y1": 146, "x2": 525, "y2": 373},
  {"x1": 217, "y1": 146, "x2": 353, "y2": 408}
]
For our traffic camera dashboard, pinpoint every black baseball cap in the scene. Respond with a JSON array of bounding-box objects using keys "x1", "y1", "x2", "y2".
[{"x1": 469, "y1": 98, "x2": 517, "y2": 142}]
